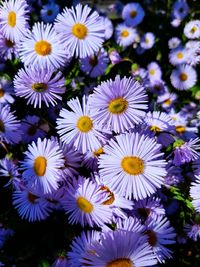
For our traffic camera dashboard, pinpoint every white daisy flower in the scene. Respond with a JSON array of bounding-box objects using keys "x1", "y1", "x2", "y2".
[
  {"x1": 21, "y1": 138, "x2": 65, "y2": 194},
  {"x1": 54, "y1": 4, "x2": 105, "y2": 58},
  {"x1": 168, "y1": 37, "x2": 181, "y2": 50},
  {"x1": 19, "y1": 22, "x2": 70, "y2": 69},
  {"x1": 56, "y1": 96, "x2": 107, "y2": 153},
  {"x1": 98, "y1": 132, "x2": 167, "y2": 200},
  {"x1": 147, "y1": 62, "x2": 162, "y2": 82},
  {"x1": 0, "y1": 0, "x2": 29, "y2": 42},
  {"x1": 169, "y1": 47, "x2": 190, "y2": 66},
  {"x1": 170, "y1": 64, "x2": 197, "y2": 90},
  {"x1": 115, "y1": 23, "x2": 137, "y2": 47},
  {"x1": 140, "y1": 32, "x2": 155, "y2": 50},
  {"x1": 184, "y1": 20, "x2": 200, "y2": 39}
]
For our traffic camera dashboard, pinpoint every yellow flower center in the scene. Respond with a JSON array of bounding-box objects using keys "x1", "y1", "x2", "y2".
[
  {"x1": 93, "y1": 147, "x2": 104, "y2": 157},
  {"x1": 164, "y1": 99, "x2": 172, "y2": 105},
  {"x1": 5, "y1": 39, "x2": 14, "y2": 48},
  {"x1": 190, "y1": 26, "x2": 197, "y2": 33},
  {"x1": 8, "y1": 11, "x2": 16, "y2": 27},
  {"x1": 107, "y1": 258, "x2": 133, "y2": 267},
  {"x1": 149, "y1": 69, "x2": 155, "y2": 75},
  {"x1": 72, "y1": 23, "x2": 88, "y2": 39},
  {"x1": 34, "y1": 40, "x2": 52, "y2": 56},
  {"x1": 146, "y1": 230, "x2": 157, "y2": 246},
  {"x1": 77, "y1": 116, "x2": 93, "y2": 133},
  {"x1": 32, "y1": 83, "x2": 48, "y2": 92},
  {"x1": 121, "y1": 30, "x2": 129, "y2": 37},
  {"x1": 28, "y1": 192, "x2": 39, "y2": 204},
  {"x1": 176, "y1": 125, "x2": 186, "y2": 134},
  {"x1": 177, "y1": 52, "x2": 184, "y2": 59},
  {"x1": 76, "y1": 196, "x2": 93, "y2": 213},
  {"x1": 34, "y1": 156, "x2": 47, "y2": 176},
  {"x1": 108, "y1": 97, "x2": 128, "y2": 114},
  {"x1": 101, "y1": 186, "x2": 115, "y2": 205},
  {"x1": 0, "y1": 89, "x2": 5, "y2": 98},
  {"x1": 179, "y1": 73, "x2": 188, "y2": 81},
  {"x1": 150, "y1": 125, "x2": 161, "y2": 132},
  {"x1": 121, "y1": 156, "x2": 144, "y2": 175},
  {"x1": 130, "y1": 10, "x2": 137, "y2": 18},
  {"x1": 0, "y1": 120, "x2": 5, "y2": 132}
]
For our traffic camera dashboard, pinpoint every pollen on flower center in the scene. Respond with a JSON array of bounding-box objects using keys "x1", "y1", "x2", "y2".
[
  {"x1": 130, "y1": 10, "x2": 137, "y2": 18},
  {"x1": 89, "y1": 55, "x2": 98, "y2": 67},
  {"x1": 5, "y1": 39, "x2": 14, "y2": 48},
  {"x1": 34, "y1": 156, "x2": 47, "y2": 176},
  {"x1": 93, "y1": 147, "x2": 104, "y2": 157},
  {"x1": 76, "y1": 196, "x2": 94, "y2": 213},
  {"x1": 72, "y1": 23, "x2": 88, "y2": 39},
  {"x1": 8, "y1": 11, "x2": 16, "y2": 27},
  {"x1": 176, "y1": 125, "x2": 186, "y2": 134},
  {"x1": 149, "y1": 69, "x2": 155, "y2": 75},
  {"x1": 164, "y1": 99, "x2": 172, "y2": 105},
  {"x1": 150, "y1": 125, "x2": 161, "y2": 132},
  {"x1": 190, "y1": 26, "x2": 197, "y2": 33},
  {"x1": 121, "y1": 156, "x2": 144, "y2": 175},
  {"x1": 145, "y1": 230, "x2": 157, "y2": 247},
  {"x1": 28, "y1": 192, "x2": 39, "y2": 204},
  {"x1": 177, "y1": 52, "x2": 184, "y2": 59},
  {"x1": 121, "y1": 30, "x2": 129, "y2": 37},
  {"x1": 32, "y1": 83, "x2": 48, "y2": 92},
  {"x1": 34, "y1": 40, "x2": 52, "y2": 56},
  {"x1": 0, "y1": 89, "x2": 5, "y2": 98},
  {"x1": 179, "y1": 73, "x2": 188, "y2": 81},
  {"x1": 0, "y1": 120, "x2": 5, "y2": 132},
  {"x1": 108, "y1": 97, "x2": 128, "y2": 114},
  {"x1": 77, "y1": 116, "x2": 93, "y2": 133},
  {"x1": 107, "y1": 258, "x2": 133, "y2": 267}
]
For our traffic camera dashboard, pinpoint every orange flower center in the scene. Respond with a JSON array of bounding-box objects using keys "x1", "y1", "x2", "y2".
[
  {"x1": 121, "y1": 156, "x2": 144, "y2": 175},
  {"x1": 35, "y1": 40, "x2": 52, "y2": 56}
]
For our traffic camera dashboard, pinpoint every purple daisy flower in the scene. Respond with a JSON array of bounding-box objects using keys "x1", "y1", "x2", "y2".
[
  {"x1": 81, "y1": 230, "x2": 157, "y2": 267},
  {"x1": 144, "y1": 216, "x2": 176, "y2": 263},
  {"x1": 116, "y1": 216, "x2": 145, "y2": 233},
  {"x1": 172, "y1": 138, "x2": 200, "y2": 166},
  {"x1": 79, "y1": 48, "x2": 109, "y2": 78},
  {"x1": 0, "y1": 32, "x2": 19, "y2": 60},
  {"x1": 20, "y1": 115, "x2": 46, "y2": 143},
  {"x1": 14, "y1": 66, "x2": 65, "y2": 108},
  {"x1": 98, "y1": 132, "x2": 167, "y2": 200},
  {"x1": 13, "y1": 187, "x2": 52, "y2": 222},
  {"x1": 0, "y1": 78, "x2": 15, "y2": 104},
  {"x1": 62, "y1": 176, "x2": 113, "y2": 227},
  {"x1": 0, "y1": 224, "x2": 14, "y2": 249},
  {"x1": 89, "y1": 75, "x2": 148, "y2": 133},
  {"x1": 54, "y1": 4, "x2": 105, "y2": 58},
  {"x1": 0, "y1": 157, "x2": 20, "y2": 188},
  {"x1": 59, "y1": 141, "x2": 82, "y2": 180},
  {"x1": 122, "y1": 2, "x2": 145, "y2": 27},
  {"x1": 164, "y1": 163, "x2": 183, "y2": 187},
  {"x1": 184, "y1": 220, "x2": 200, "y2": 241},
  {"x1": 21, "y1": 138, "x2": 65, "y2": 195},
  {"x1": 68, "y1": 230, "x2": 101, "y2": 267},
  {"x1": 0, "y1": 104, "x2": 21, "y2": 144},
  {"x1": 52, "y1": 256, "x2": 69, "y2": 267},
  {"x1": 131, "y1": 196, "x2": 165, "y2": 222}
]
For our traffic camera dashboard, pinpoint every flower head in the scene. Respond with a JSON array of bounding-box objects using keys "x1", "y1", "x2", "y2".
[
  {"x1": 19, "y1": 22, "x2": 69, "y2": 69},
  {"x1": 99, "y1": 132, "x2": 166, "y2": 200},
  {"x1": 0, "y1": 0, "x2": 29, "y2": 42},
  {"x1": 21, "y1": 138, "x2": 65, "y2": 194},
  {"x1": 89, "y1": 75, "x2": 148, "y2": 133},
  {"x1": 122, "y1": 2, "x2": 145, "y2": 27},
  {"x1": 54, "y1": 4, "x2": 105, "y2": 58},
  {"x1": 14, "y1": 66, "x2": 65, "y2": 108}
]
